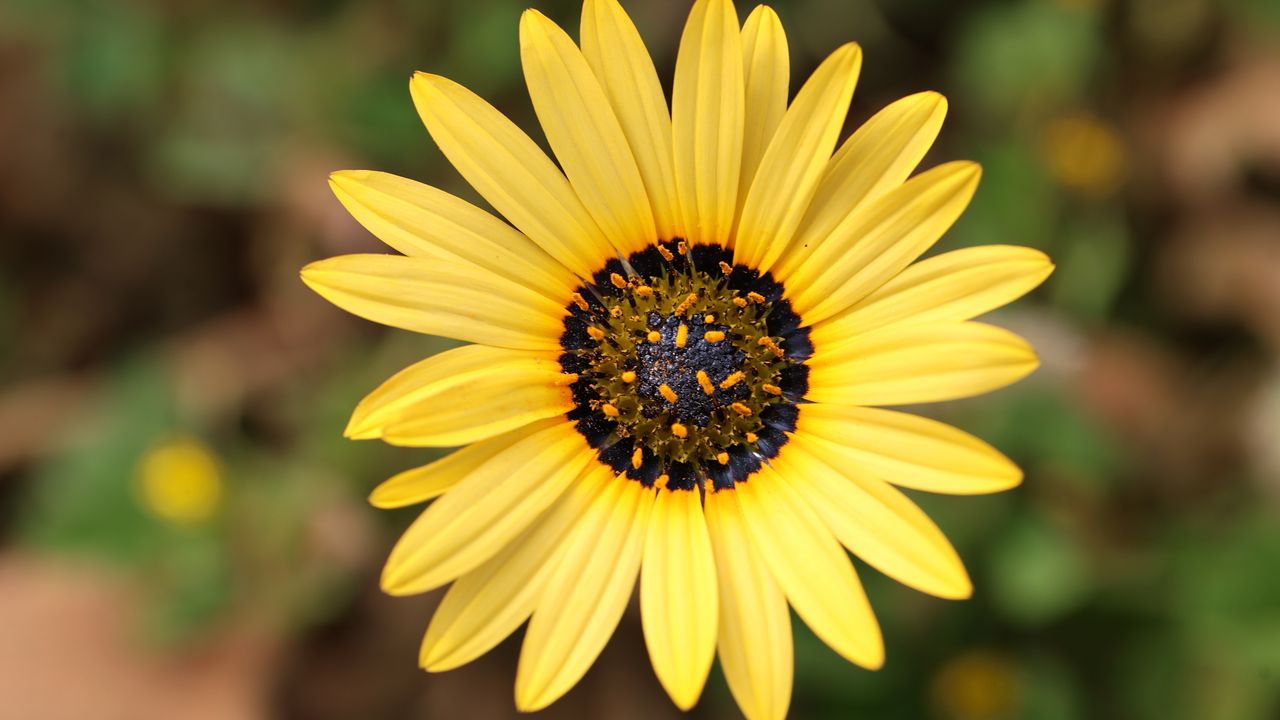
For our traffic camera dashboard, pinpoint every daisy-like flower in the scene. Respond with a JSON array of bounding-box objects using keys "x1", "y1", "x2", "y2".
[{"x1": 302, "y1": 0, "x2": 1052, "y2": 717}]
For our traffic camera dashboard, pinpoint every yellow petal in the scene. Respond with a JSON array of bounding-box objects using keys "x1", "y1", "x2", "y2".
[
  {"x1": 807, "y1": 321, "x2": 1039, "y2": 406},
  {"x1": 520, "y1": 11, "x2": 655, "y2": 256},
  {"x1": 371, "y1": 360, "x2": 567, "y2": 448},
  {"x1": 300, "y1": 254, "x2": 566, "y2": 351},
  {"x1": 640, "y1": 488, "x2": 717, "y2": 710},
  {"x1": 368, "y1": 420, "x2": 560, "y2": 509},
  {"x1": 346, "y1": 344, "x2": 570, "y2": 445},
  {"x1": 795, "y1": 404, "x2": 1023, "y2": 495},
  {"x1": 737, "y1": 5, "x2": 788, "y2": 218},
  {"x1": 328, "y1": 170, "x2": 577, "y2": 302},
  {"x1": 735, "y1": 43, "x2": 862, "y2": 271},
  {"x1": 409, "y1": 73, "x2": 613, "y2": 278},
  {"x1": 580, "y1": 0, "x2": 682, "y2": 240},
  {"x1": 515, "y1": 476, "x2": 654, "y2": 712},
  {"x1": 672, "y1": 0, "x2": 744, "y2": 246},
  {"x1": 785, "y1": 161, "x2": 982, "y2": 324},
  {"x1": 736, "y1": 466, "x2": 884, "y2": 669},
  {"x1": 420, "y1": 465, "x2": 609, "y2": 672},
  {"x1": 705, "y1": 490, "x2": 792, "y2": 720},
  {"x1": 776, "y1": 439, "x2": 972, "y2": 599},
  {"x1": 814, "y1": 244, "x2": 1054, "y2": 339},
  {"x1": 776, "y1": 91, "x2": 947, "y2": 279},
  {"x1": 380, "y1": 422, "x2": 592, "y2": 596}
]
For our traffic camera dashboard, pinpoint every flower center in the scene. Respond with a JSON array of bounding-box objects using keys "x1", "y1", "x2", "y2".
[
  {"x1": 633, "y1": 311, "x2": 745, "y2": 426},
  {"x1": 559, "y1": 241, "x2": 811, "y2": 491}
]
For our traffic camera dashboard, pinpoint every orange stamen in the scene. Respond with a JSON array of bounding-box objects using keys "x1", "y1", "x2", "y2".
[
  {"x1": 720, "y1": 371, "x2": 745, "y2": 389},
  {"x1": 758, "y1": 336, "x2": 785, "y2": 358},
  {"x1": 696, "y1": 370, "x2": 715, "y2": 395}
]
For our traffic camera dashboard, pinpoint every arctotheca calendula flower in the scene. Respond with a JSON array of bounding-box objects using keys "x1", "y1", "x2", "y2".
[{"x1": 302, "y1": 0, "x2": 1052, "y2": 717}]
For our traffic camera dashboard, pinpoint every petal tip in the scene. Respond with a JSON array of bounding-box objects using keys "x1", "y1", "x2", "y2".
[
  {"x1": 380, "y1": 558, "x2": 430, "y2": 597},
  {"x1": 1007, "y1": 464, "x2": 1026, "y2": 487},
  {"x1": 932, "y1": 568, "x2": 975, "y2": 600},
  {"x1": 418, "y1": 641, "x2": 450, "y2": 673},
  {"x1": 921, "y1": 89, "x2": 948, "y2": 108},
  {"x1": 378, "y1": 568, "x2": 404, "y2": 595},
  {"x1": 367, "y1": 489, "x2": 394, "y2": 509},
  {"x1": 834, "y1": 41, "x2": 863, "y2": 60},
  {"x1": 855, "y1": 634, "x2": 887, "y2": 671},
  {"x1": 342, "y1": 416, "x2": 379, "y2": 441},
  {"x1": 329, "y1": 168, "x2": 368, "y2": 183},
  {"x1": 298, "y1": 261, "x2": 326, "y2": 287},
  {"x1": 519, "y1": 6, "x2": 549, "y2": 23},
  {"x1": 409, "y1": 71, "x2": 450, "y2": 96},
  {"x1": 513, "y1": 684, "x2": 551, "y2": 714},
  {"x1": 518, "y1": 7, "x2": 548, "y2": 41},
  {"x1": 666, "y1": 682, "x2": 706, "y2": 712},
  {"x1": 746, "y1": 4, "x2": 781, "y2": 23},
  {"x1": 955, "y1": 159, "x2": 982, "y2": 183}
]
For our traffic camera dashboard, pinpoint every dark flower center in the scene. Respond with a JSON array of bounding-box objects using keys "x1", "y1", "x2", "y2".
[
  {"x1": 633, "y1": 312, "x2": 746, "y2": 427},
  {"x1": 558, "y1": 240, "x2": 811, "y2": 491}
]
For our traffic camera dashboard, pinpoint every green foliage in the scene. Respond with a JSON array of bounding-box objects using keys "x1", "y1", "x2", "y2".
[
  {"x1": 16, "y1": 355, "x2": 234, "y2": 642},
  {"x1": 1050, "y1": 211, "x2": 1132, "y2": 324},
  {"x1": 988, "y1": 508, "x2": 1093, "y2": 626},
  {"x1": 19, "y1": 355, "x2": 179, "y2": 562},
  {"x1": 952, "y1": 0, "x2": 1102, "y2": 122},
  {"x1": 946, "y1": 139, "x2": 1059, "y2": 253}
]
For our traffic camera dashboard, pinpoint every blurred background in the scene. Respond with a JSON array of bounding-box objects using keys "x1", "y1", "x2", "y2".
[{"x1": 2, "y1": 0, "x2": 1279, "y2": 717}]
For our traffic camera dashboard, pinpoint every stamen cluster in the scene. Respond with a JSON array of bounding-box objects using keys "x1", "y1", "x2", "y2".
[{"x1": 559, "y1": 241, "x2": 811, "y2": 490}]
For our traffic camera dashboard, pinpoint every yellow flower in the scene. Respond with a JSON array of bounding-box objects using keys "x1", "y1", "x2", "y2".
[
  {"x1": 135, "y1": 437, "x2": 223, "y2": 526},
  {"x1": 930, "y1": 650, "x2": 1021, "y2": 720},
  {"x1": 1041, "y1": 111, "x2": 1128, "y2": 196},
  {"x1": 302, "y1": 1, "x2": 1052, "y2": 717}
]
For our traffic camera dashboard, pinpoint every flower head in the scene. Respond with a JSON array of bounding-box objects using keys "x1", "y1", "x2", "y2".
[{"x1": 303, "y1": 1, "x2": 1052, "y2": 717}]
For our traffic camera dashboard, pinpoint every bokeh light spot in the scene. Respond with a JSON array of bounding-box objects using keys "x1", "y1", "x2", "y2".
[
  {"x1": 135, "y1": 437, "x2": 224, "y2": 526},
  {"x1": 1040, "y1": 111, "x2": 1129, "y2": 196}
]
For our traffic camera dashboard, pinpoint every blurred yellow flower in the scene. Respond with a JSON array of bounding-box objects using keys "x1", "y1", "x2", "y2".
[
  {"x1": 930, "y1": 650, "x2": 1021, "y2": 720},
  {"x1": 1041, "y1": 111, "x2": 1129, "y2": 196},
  {"x1": 135, "y1": 438, "x2": 223, "y2": 526}
]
